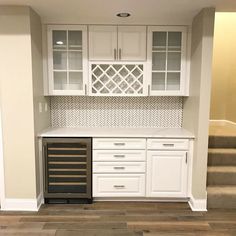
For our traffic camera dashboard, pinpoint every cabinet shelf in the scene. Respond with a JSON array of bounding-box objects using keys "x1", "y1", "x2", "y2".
[
  {"x1": 49, "y1": 175, "x2": 87, "y2": 178},
  {"x1": 49, "y1": 182, "x2": 87, "y2": 186},
  {"x1": 49, "y1": 168, "x2": 86, "y2": 171},
  {"x1": 53, "y1": 49, "x2": 82, "y2": 52},
  {"x1": 152, "y1": 50, "x2": 181, "y2": 53}
]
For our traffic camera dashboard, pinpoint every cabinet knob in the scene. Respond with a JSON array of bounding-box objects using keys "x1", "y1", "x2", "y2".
[{"x1": 119, "y1": 48, "x2": 121, "y2": 60}]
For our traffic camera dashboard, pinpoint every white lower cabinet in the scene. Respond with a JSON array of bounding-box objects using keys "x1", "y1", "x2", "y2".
[
  {"x1": 93, "y1": 150, "x2": 146, "y2": 162},
  {"x1": 93, "y1": 162, "x2": 146, "y2": 173},
  {"x1": 92, "y1": 138, "x2": 190, "y2": 199},
  {"x1": 93, "y1": 174, "x2": 145, "y2": 197},
  {"x1": 146, "y1": 151, "x2": 188, "y2": 198},
  {"x1": 93, "y1": 138, "x2": 146, "y2": 197}
]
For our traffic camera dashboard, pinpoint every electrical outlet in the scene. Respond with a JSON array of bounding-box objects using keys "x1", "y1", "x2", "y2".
[
  {"x1": 44, "y1": 102, "x2": 48, "y2": 112},
  {"x1": 39, "y1": 102, "x2": 43, "y2": 113}
]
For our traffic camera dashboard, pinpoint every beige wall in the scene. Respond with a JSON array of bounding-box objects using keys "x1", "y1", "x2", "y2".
[
  {"x1": 0, "y1": 6, "x2": 50, "y2": 199},
  {"x1": 183, "y1": 8, "x2": 215, "y2": 200},
  {"x1": 210, "y1": 13, "x2": 236, "y2": 123},
  {"x1": 30, "y1": 9, "x2": 51, "y2": 197}
]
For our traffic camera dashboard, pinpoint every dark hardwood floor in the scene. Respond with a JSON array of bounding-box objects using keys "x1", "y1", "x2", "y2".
[{"x1": 0, "y1": 202, "x2": 236, "y2": 235}]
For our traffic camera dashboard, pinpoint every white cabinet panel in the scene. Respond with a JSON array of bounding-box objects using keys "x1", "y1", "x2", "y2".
[
  {"x1": 146, "y1": 151, "x2": 188, "y2": 197},
  {"x1": 93, "y1": 162, "x2": 146, "y2": 173},
  {"x1": 93, "y1": 138, "x2": 146, "y2": 150},
  {"x1": 89, "y1": 26, "x2": 117, "y2": 60},
  {"x1": 118, "y1": 26, "x2": 146, "y2": 61},
  {"x1": 93, "y1": 150, "x2": 146, "y2": 162},
  {"x1": 93, "y1": 174, "x2": 145, "y2": 197},
  {"x1": 147, "y1": 139, "x2": 189, "y2": 150}
]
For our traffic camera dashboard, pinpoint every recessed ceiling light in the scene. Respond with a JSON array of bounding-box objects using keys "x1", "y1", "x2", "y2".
[
  {"x1": 116, "y1": 13, "x2": 131, "y2": 18},
  {"x1": 56, "y1": 41, "x2": 64, "y2": 45}
]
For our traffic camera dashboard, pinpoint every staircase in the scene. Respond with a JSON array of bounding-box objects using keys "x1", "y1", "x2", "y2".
[{"x1": 207, "y1": 135, "x2": 236, "y2": 208}]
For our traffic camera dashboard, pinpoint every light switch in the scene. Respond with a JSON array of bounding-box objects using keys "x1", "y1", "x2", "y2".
[{"x1": 39, "y1": 102, "x2": 43, "y2": 113}]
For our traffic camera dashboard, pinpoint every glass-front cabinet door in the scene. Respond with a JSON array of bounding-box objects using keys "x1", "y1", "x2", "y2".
[
  {"x1": 47, "y1": 25, "x2": 87, "y2": 95},
  {"x1": 147, "y1": 26, "x2": 187, "y2": 96}
]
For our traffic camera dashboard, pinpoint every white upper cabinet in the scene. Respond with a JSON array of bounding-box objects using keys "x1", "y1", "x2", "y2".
[
  {"x1": 89, "y1": 26, "x2": 117, "y2": 61},
  {"x1": 89, "y1": 25, "x2": 147, "y2": 61},
  {"x1": 47, "y1": 25, "x2": 88, "y2": 95},
  {"x1": 147, "y1": 26, "x2": 188, "y2": 96},
  {"x1": 117, "y1": 26, "x2": 146, "y2": 61}
]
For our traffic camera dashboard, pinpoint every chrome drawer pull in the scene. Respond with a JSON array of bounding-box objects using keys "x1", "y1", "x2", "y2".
[
  {"x1": 113, "y1": 155, "x2": 125, "y2": 158},
  {"x1": 163, "y1": 143, "x2": 175, "y2": 147},
  {"x1": 114, "y1": 143, "x2": 125, "y2": 146},
  {"x1": 114, "y1": 185, "x2": 125, "y2": 188},
  {"x1": 113, "y1": 167, "x2": 125, "y2": 170}
]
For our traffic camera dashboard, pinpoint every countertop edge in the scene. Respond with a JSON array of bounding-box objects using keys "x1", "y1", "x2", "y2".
[{"x1": 38, "y1": 127, "x2": 195, "y2": 139}]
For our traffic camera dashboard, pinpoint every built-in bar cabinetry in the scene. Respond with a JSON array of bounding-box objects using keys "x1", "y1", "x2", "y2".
[
  {"x1": 93, "y1": 137, "x2": 191, "y2": 199},
  {"x1": 93, "y1": 138, "x2": 146, "y2": 197},
  {"x1": 47, "y1": 25, "x2": 88, "y2": 95},
  {"x1": 45, "y1": 24, "x2": 189, "y2": 96},
  {"x1": 89, "y1": 62, "x2": 147, "y2": 96},
  {"x1": 146, "y1": 139, "x2": 188, "y2": 198},
  {"x1": 89, "y1": 25, "x2": 146, "y2": 61},
  {"x1": 147, "y1": 26, "x2": 187, "y2": 96}
]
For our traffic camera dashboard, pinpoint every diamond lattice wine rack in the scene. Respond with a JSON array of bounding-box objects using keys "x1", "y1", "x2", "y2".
[{"x1": 89, "y1": 63, "x2": 147, "y2": 96}]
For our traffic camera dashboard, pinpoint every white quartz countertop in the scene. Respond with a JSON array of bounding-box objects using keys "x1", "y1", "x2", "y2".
[{"x1": 38, "y1": 127, "x2": 194, "y2": 139}]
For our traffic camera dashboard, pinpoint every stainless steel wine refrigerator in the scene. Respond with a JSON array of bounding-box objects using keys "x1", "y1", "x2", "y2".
[{"x1": 43, "y1": 138, "x2": 92, "y2": 203}]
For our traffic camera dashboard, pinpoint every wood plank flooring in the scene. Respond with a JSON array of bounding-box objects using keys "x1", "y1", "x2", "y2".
[{"x1": 0, "y1": 202, "x2": 236, "y2": 235}]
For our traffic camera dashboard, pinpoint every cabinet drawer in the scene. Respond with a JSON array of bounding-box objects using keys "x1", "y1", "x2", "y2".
[
  {"x1": 93, "y1": 162, "x2": 146, "y2": 173},
  {"x1": 147, "y1": 139, "x2": 189, "y2": 150},
  {"x1": 93, "y1": 150, "x2": 146, "y2": 161},
  {"x1": 93, "y1": 174, "x2": 145, "y2": 197},
  {"x1": 93, "y1": 138, "x2": 146, "y2": 150}
]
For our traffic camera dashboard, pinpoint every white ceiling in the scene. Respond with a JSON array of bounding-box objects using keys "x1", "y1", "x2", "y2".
[{"x1": 0, "y1": 0, "x2": 236, "y2": 25}]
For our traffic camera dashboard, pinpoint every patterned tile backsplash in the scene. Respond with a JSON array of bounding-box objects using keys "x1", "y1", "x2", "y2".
[{"x1": 50, "y1": 96, "x2": 183, "y2": 128}]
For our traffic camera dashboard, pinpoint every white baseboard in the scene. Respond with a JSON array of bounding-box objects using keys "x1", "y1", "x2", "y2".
[
  {"x1": 210, "y1": 119, "x2": 236, "y2": 128},
  {"x1": 3, "y1": 198, "x2": 38, "y2": 211},
  {"x1": 2, "y1": 193, "x2": 43, "y2": 211},
  {"x1": 188, "y1": 195, "x2": 207, "y2": 211}
]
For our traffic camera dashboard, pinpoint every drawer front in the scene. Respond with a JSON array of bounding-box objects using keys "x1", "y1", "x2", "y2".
[
  {"x1": 93, "y1": 150, "x2": 146, "y2": 162},
  {"x1": 93, "y1": 174, "x2": 145, "y2": 197},
  {"x1": 93, "y1": 162, "x2": 146, "y2": 173},
  {"x1": 93, "y1": 138, "x2": 146, "y2": 150},
  {"x1": 147, "y1": 139, "x2": 189, "y2": 150}
]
